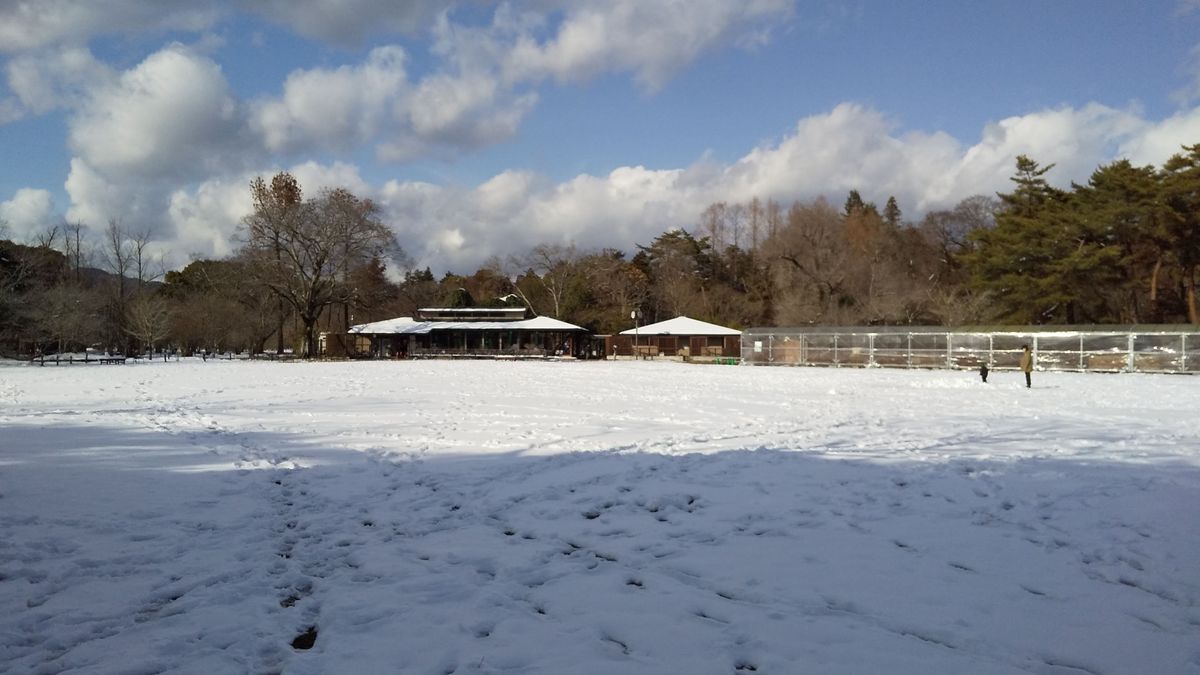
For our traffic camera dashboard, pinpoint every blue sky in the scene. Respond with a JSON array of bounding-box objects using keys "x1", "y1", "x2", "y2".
[{"x1": 1, "y1": 1, "x2": 1198, "y2": 273}]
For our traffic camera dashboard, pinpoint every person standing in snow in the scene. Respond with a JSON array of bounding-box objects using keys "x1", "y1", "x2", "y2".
[{"x1": 1019, "y1": 345, "x2": 1034, "y2": 388}]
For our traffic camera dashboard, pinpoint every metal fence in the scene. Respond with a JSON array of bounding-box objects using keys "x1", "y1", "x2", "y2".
[{"x1": 740, "y1": 327, "x2": 1200, "y2": 374}]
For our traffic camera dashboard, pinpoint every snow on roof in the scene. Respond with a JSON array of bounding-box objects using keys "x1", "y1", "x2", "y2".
[
  {"x1": 350, "y1": 315, "x2": 587, "y2": 334},
  {"x1": 518, "y1": 315, "x2": 587, "y2": 331},
  {"x1": 417, "y1": 307, "x2": 525, "y2": 314},
  {"x1": 619, "y1": 315, "x2": 740, "y2": 336},
  {"x1": 348, "y1": 317, "x2": 421, "y2": 334}
]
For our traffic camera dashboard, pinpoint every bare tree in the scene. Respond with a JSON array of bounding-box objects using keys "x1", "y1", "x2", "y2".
[
  {"x1": 483, "y1": 255, "x2": 536, "y2": 311},
  {"x1": 521, "y1": 243, "x2": 581, "y2": 318},
  {"x1": 589, "y1": 252, "x2": 649, "y2": 320},
  {"x1": 240, "y1": 173, "x2": 402, "y2": 357},
  {"x1": 98, "y1": 219, "x2": 136, "y2": 352},
  {"x1": 130, "y1": 227, "x2": 166, "y2": 290},
  {"x1": 747, "y1": 197, "x2": 764, "y2": 251},
  {"x1": 31, "y1": 224, "x2": 60, "y2": 249},
  {"x1": 62, "y1": 222, "x2": 91, "y2": 285},
  {"x1": 125, "y1": 294, "x2": 172, "y2": 358},
  {"x1": 725, "y1": 202, "x2": 745, "y2": 250},
  {"x1": 771, "y1": 199, "x2": 849, "y2": 323},
  {"x1": 699, "y1": 203, "x2": 726, "y2": 251},
  {"x1": 35, "y1": 283, "x2": 97, "y2": 356}
]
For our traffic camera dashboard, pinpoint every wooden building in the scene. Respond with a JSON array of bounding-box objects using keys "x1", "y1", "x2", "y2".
[
  {"x1": 340, "y1": 307, "x2": 591, "y2": 359},
  {"x1": 609, "y1": 316, "x2": 741, "y2": 360}
]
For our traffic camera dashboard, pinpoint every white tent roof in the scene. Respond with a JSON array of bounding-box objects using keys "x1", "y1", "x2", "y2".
[
  {"x1": 619, "y1": 316, "x2": 740, "y2": 336},
  {"x1": 350, "y1": 315, "x2": 587, "y2": 335}
]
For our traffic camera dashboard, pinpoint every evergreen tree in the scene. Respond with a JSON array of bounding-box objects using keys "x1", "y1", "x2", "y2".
[
  {"x1": 842, "y1": 190, "x2": 878, "y2": 217},
  {"x1": 1073, "y1": 160, "x2": 1164, "y2": 322},
  {"x1": 883, "y1": 196, "x2": 902, "y2": 229},
  {"x1": 843, "y1": 190, "x2": 866, "y2": 217},
  {"x1": 1160, "y1": 144, "x2": 1200, "y2": 324},
  {"x1": 965, "y1": 155, "x2": 1095, "y2": 323}
]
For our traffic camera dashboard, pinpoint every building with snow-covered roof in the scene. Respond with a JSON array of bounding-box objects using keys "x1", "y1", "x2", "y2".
[
  {"x1": 609, "y1": 315, "x2": 741, "y2": 360},
  {"x1": 332, "y1": 307, "x2": 594, "y2": 359}
]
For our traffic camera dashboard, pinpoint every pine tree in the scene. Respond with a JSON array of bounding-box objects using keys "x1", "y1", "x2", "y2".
[
  {"x1": 1073, "y1": 160, "x2": 1164, "y2": 322},
  {"x1": 883, "y1": 196, "x2": 901, "y2": 229},
  {"x1": 964, "y1": 155, "x2": 1118, "y2": 324},
  {"x1": 1161, "y1": 144, "x2": 1200, "y2": 324}
]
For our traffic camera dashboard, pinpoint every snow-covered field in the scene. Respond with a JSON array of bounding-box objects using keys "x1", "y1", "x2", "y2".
[{"x1": 1, "y1": 360, "x2": 1198, "y2": 675}]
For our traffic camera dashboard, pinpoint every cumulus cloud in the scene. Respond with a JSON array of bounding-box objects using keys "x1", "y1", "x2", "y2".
[
  {"x1": 4, "y1": 2, "x2": 801, "y2": 168},
  {"x1": 4, "y1": 47, "x2": 113, "y2": 116},
  {"x1": 365, "y1": 102, "x2": 1200, "y2": 274},
  {"x1": 247, "y1": 1, "x2": 795, "y2": 159},
  {"x1": 166, "y1": 177, "x2": 253, "y2": 260},
  {"x1": 68, "y1": 44, "x2": 249, "y2": 180},
  {"x1": 1118, "y1": 106, "x2": 1200, "y2": 165},
  {"x1": 63, "y1": 158, "x2": 156, "y2": 229},
  {"x1": 37, "y1": 99, "x2": 1200, "y2": 275},
  {"x1": 164, "y1": 161, "x2": 372, "y2": 264},
  {"x1": 504, "y1": 0, "x2": 793, "y2": 90},
  {"x1": 0, "y1": 188, "x2": 57, "y2": 241},
  {"x1": 252, "y1": 46, "x2": 409, "y2": 155}
]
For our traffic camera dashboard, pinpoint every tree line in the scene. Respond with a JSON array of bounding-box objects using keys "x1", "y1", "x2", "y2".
[{"x1": 2, "y1": 144, "x2": 1198, "y2": 359}]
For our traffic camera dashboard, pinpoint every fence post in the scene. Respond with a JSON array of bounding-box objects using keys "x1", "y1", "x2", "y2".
[
  {"x1": 1079, "y1": 334, "x2": 1084, "y2": 371},
  {"x1": 1181, "y1": 334, "x2": 1187, "y2": 373},
  {"x1": 833, "y1": 334, "x2": 839, "y2": 366},
  {"x1": 768, "y1": 334, "x2": 774, "y2": 363},
  {"x1": 1127, "y1": 334, "x2": 1136, "y2": 373},
  {"x1": 988, "y1": 335, "x2": 994, "y2": 366},
  {"x1": 868, "y1": 334, "x2": 876, "y2": 367},
  {"x1": 945, "y1": 333, "x2": 952, "y2": 369},
  {"x1": 906, "y1": 333, "x2": 912, "y2": 368}
]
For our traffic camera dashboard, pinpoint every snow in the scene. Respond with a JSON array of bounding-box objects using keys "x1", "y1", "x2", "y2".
[{"x1": 1, "y1": 361, "x2": 1198, "y2": 674}]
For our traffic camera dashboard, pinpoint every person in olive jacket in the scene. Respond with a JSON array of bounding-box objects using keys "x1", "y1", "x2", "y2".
[{"x1": 1019, "y1": 345, "x2": 1034, "y2": 388}]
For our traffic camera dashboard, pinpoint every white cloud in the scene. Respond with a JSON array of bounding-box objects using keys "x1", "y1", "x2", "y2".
[
  {"x1": 44, "y1": 100, "x2": 1200, "y2": 278},
  {"x1": 1118, "y1": 107, "x2": 1200, "y2": 166},
  {"x1": 248, "y1": 42, "x2": 540, "y2": 161},
  {"x1": 68, "y1": 44, "x2": 248, "y2": 180},
  {"x1": 252, "y1": 46, "x2": 409, "y2": 154},
  {"x1": 0, "y1": 1, "x2": 218, "y2": 53},
  {"x1": 164, "y1": 161, "x2": 372, "y2": 264},
  {"x1": 404, "y1": 72, "x2": 538, "y2": 150},
  {"x1": 503, "y1": 0, "x2": 794, "y2": 91},
  {"x1": 166, "y1": 178, "x2": 253, "y2": 260},
  {"x1": 63, "y1": 158, "x2": 155, "y2": 229},
  {"x1": 3, "y1": 3, "x2": 801, "y2": 167},
  {"x1": 0, "y1": 188, "x2": 57, "y2": 241},
  {"x1": 368, "y1": 101, "x2": 1200, "y2": 274},
  {"x1": 5, "y1": 47, "x2": 113, "y2": 116}
]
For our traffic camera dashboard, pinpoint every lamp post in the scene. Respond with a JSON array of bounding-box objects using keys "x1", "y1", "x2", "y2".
[{"x1": 631, "y1": 308, "x2": 641, "y2": 360}]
